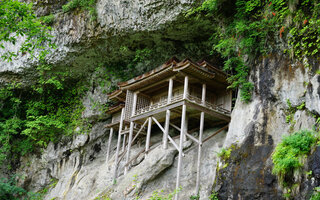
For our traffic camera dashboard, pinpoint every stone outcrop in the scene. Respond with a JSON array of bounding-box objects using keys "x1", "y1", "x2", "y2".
[{"x1": 214, "y1": 55, "x2": 319, "y2": 200}]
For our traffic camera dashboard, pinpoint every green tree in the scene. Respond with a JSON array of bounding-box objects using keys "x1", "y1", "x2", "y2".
[{"x1": 0, "y1": 0, "x2": 54, "y2": 61}]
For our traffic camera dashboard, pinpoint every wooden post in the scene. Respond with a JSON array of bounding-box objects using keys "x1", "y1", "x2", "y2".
[
  {"x1": 164, "y1": 78, "x2": 173, "y2": 149},
  {"x1": 195, "y1": 83, "x2": 206, "y2": 194},
  {"x1": 183, "y1": 76, "x2": 188, "y2": 99},
  {"x1": 175, "y1": 104, "x2": 186, "y2": 200},
  {"x1": 113, "y1": 108, "x2": 124, "y2": 182},
  {"x1": 175, "y1": 76, "x2": 188, "y2": 200},
  {"x1": 122, "y1": 134, "x2": 126, "y2": 153},
  {"x1": 106, "y1": 127, "x2": 113, "y2": 164},
  {"x1": 125, "y1": 92, "x2": 137, "y2": 175},
  {"x1": 145, "y1": 117, "x2": 152, "y2": 155}
]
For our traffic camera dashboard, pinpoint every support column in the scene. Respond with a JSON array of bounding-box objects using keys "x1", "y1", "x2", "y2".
[
  {"x1": 195, "y1": 83, "x2": 206, "y2": 194},
  {"x1": 145, "y1": 117, "x2": 152, "y2": 155},
  {"x1": 122, "y1": 134, "x2": 126, "y2": 152},
  {"x1": 164, "y1": 78, "x2": 173, "y2": 149},
  {"x1": 175, "y1": 104, "x2": 187, "y2": 200},
  {"x1": 183, "y1": 76, "x2": 188, "y2": 99},
  {"x1": 113, "y1": 108, "x2": 124, "y2": 182},
  {"x1": 106, "y1": 127, "x2": 113, "y2": 164},
  {"x1": 124, "y1": 92, "x2": 137, "y2": 175}
]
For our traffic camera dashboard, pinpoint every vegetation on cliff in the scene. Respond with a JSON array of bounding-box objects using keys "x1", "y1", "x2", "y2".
[
  {"x1": 272, "y1": 130, "x2": 320, "y2": 198},
  {"x1": 190, "y1": 0, "x2": 320, "y2": 102}
]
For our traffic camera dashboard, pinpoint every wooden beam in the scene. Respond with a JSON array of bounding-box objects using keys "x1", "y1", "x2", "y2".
[
  {"x1": 122, "y1": 134, "x2": 126, "y2": 152},
  {"x1": 164, "y1": 78, "x2": 173, "y2": 149},
  {"x1": 195, "y1": 111, "x2": 205, "y2": 194},
  {"x1": 169, "y1": 123, "x2": 199, "y2": 144},
  {"x1": 138, "y1": 75, "x2": 175, "y2": 93},
  {"x1": 113, "y1": 108, "x2": 125, "y2": 182},
  {"x1": 145, "y1": 117, "x2": 152, "y2": 155},
  {"x1": 175, "y1": 104, "x2": 187, "y2": 200},
  {"x1": 106, "y1": 127, "x2": 113, "y2": 164}
]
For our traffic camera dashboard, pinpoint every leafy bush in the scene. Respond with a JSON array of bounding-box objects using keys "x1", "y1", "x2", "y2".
[
  {"x1": 0, "y1": 176, "x2": 27, "y2": 200},
  {"x1": 310, "y1": 187, "x2": 320, "y2": 200},
  {"x1": 40, "y1": 14, "x2": 55, "y2": 25},
  {"x1": 209, "y1": 192, "x2": 219, "y2": 200},
  {"x1": 147, "y1": 188, "x2": 180, "y2": 200},
  {"x1": 62, "y1": 0, "x2": 97, "y2": 21},
  {"x1": 272, "y1": 130, "x2": 318, "y2": 187}
]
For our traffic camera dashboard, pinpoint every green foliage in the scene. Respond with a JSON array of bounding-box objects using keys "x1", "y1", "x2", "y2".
[
  {"x1": 0, "y1": 175, "x2": 27, "y2": 200},
  {"x1": 0, "y1": 75, "x2": 88, "y2": 167},
  {"x1": 272, "y1": 130, "x2": 318, "y2": 188},
  {"x1": 0, "y1": 0, "x2": 55, "y2": 61},
  {"x1": 189, "y1": 0, "x2": 320, "y2": 102},
  {"x1": 217, "y1": 147, "x2": 232, "y2": 161},
  {"x1": 189, "y1": 194, "x2": 199, "y2": 200},
  {"x1": 40, "y1": 14, "x2": 55, "y2": 25},
  {"x1": 146, "y1": 188, "x2": 180, "y2": 200},
  {"x1": 310, "y1": 187, "x2": 320, "y2": 200},
  {"x1": 62, "y1": 0, "x2": 97, "y2": 21},
  {"x1": 209, "y1": 192, "x2": 219, "y2": 200}
]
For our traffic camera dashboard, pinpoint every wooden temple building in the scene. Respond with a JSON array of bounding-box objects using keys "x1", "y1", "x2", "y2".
[{"x1": 105, "y1": 57, "x2": 232, "y2": 199}]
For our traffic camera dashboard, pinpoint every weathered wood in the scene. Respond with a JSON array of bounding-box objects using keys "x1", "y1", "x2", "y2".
[
  {"x1": 175, "y1": 103, "x2": 187, "y2": 200},
  {"x1": 195, "y1": 111, "x2": 205, "y2": 194},
  {"x1": 185, "y1": 101, "x2": 230, "y2": 121},
  {"x1": 163, "y1": 78, "x2": 173, "y2": 149},
  {"x1": 106, "y1": 127, "x2": 113, "y2": 164},
  {"x1": 163, "y1": 110, "x2": 171, "y2": 149},
  {"x1": 130, "y1": 101, "x2": 185, "y2": 122},
  {"x1": 145, "y1": 117, "x2": 152, "y2": 154},
  {"x1": 167, "y1": 135, "x2": 184, "y2": 156},
  {"x1": 113, "y1": 108, "x2": 125, "y2": 182},
  {"x1": 124, "y1": 92, "x2": 137, "y2": 174},
  {"x1": 169, "y1": 123, "x2": 199, "y2": 144},
  {"x1": 122, "y1": 134, "x2": 126, "y2": 152},
  {"x1": 183, "y1": 75, "x2": 188, "y2": 99}
]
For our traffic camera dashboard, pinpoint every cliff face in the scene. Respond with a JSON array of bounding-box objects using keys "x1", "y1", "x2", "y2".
[
  {"x1": 0, "y1": 0, "x2": 214, "y2": 84},
  {"x1": 215, "y1": 56, "x2": 320, "y2": 200},
  {"x1": 2, "y1": 0, "x2": 320, "y2": 200}
]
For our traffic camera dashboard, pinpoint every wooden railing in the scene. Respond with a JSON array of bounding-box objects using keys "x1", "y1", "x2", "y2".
[{"x1": 134, "y1": 93, "x2": 230, "y2": 116}]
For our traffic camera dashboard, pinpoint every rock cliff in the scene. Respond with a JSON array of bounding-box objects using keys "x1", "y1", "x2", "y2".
[{"x1": 2, "y1": 0, "x2": 320, "y2": 200}]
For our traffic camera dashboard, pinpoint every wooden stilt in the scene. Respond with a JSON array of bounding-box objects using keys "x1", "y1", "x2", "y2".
[
  {"x1": 195, "y1": 111, "x2": 204, "y2": 194},
  {"x1": 164, "y1": 78, "x2": 173, "y2": 149},
  {"x1": 113, "y1": 108, "x2": 125, "y2": 182},
  {"x1": 106, "y1": 127, "x2": 113, "y2": 164},
  {"x1": 122, "y1": 134, "x2": 126, "y2": 153},
  {"x1": 145, "y1": 117, "x2": 152, "y2": 155},
  {"x1": 124, "y1": 122, "x2": 134, "y2": 174},
  {"x1": 175, "y1": 76, "x2": 188, "y2": 200},
  {"x1": 196, "y1": 83, "x2": 206, "y2": 194},
  {"x1": 175, "y1": 104, "x2": 187, "y2": 200},
  {"x1": 124, "y1": 92, "x2": 137, "y2": 175}
]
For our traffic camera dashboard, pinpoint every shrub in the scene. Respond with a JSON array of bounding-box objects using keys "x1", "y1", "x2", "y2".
[
  {"x1": 0, "y1": 176, "x2": 27, "y2": 200},
  {"x1": 272, "y1": 130, "x2": 318, "y2": 186},
  {"x1": 62, "y1": 0, "x2": 97, "y2": 21}
]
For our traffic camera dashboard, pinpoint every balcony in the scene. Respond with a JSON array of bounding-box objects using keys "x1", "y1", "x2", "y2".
[{"x1": 134, "y1": 93, "x2": 230, "y2": 117}]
